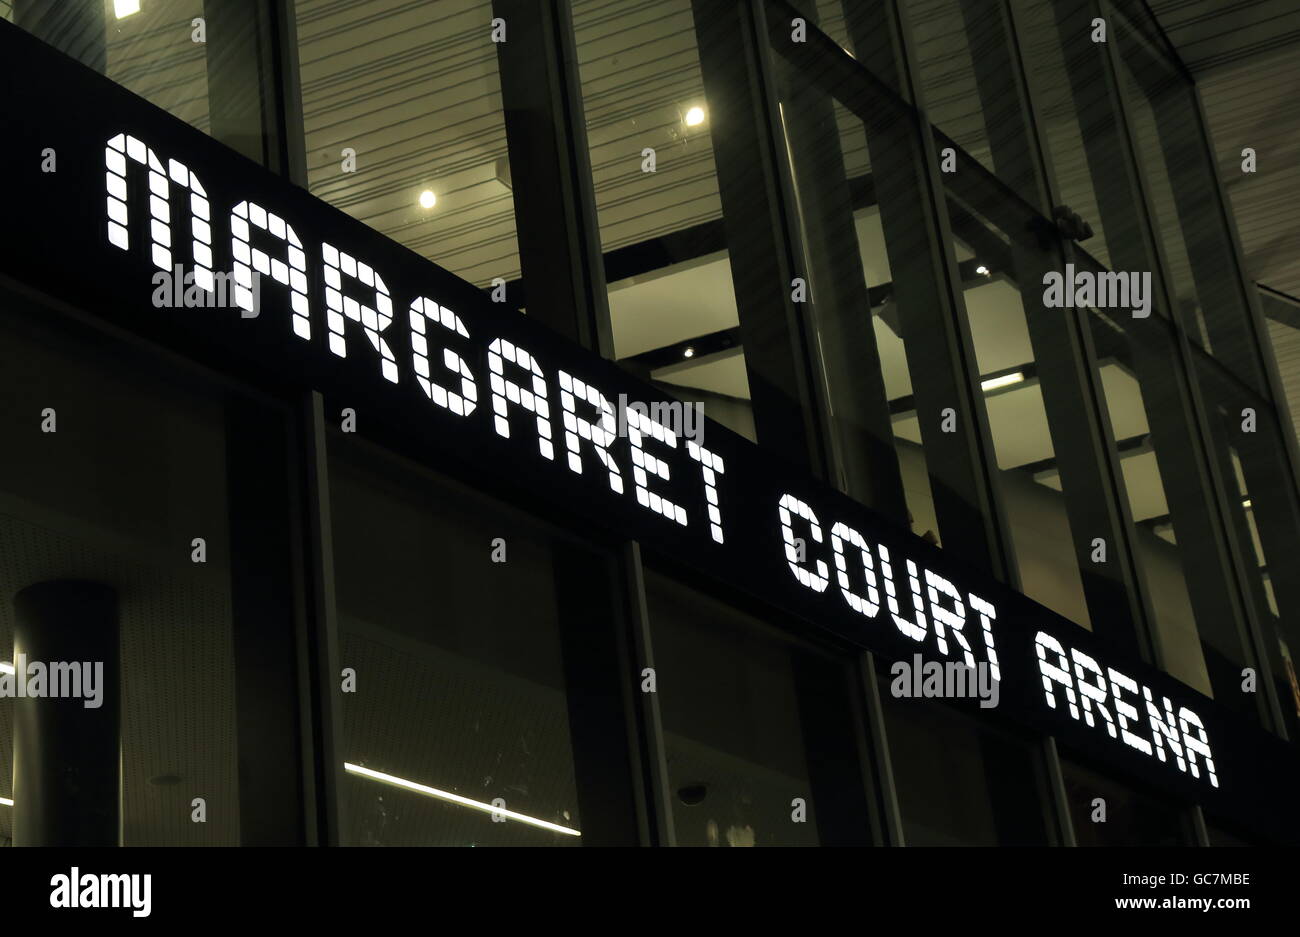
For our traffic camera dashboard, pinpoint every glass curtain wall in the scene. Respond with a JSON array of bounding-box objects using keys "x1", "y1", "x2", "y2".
[
  {"x1": 296, "y1": 0, "x2": 521, "y2": 288},
  {"x1": 573, "y1": 0, "x2": 756, "y2": 442}
]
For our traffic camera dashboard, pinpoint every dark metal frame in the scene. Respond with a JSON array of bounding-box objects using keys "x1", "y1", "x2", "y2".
[
  {"x1": 207, "y1": 0, "x2": 1300, "y2": 848},
  {"x1": 7, "y1": 0, "x2": 1296, "y2": 847}
]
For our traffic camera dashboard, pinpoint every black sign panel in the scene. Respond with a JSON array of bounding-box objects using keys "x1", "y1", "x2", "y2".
[{"x1": 1, "y1": 21, "x2": 1296, "y2": 841}]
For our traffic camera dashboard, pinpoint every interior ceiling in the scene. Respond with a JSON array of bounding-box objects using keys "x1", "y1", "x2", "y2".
[
  {"x1": 1147, "y1": 0, "x2": 1300, "y2": 71},
  {"x1": 1150, "y1": 0, "x2": 1300, "y2": 301}
]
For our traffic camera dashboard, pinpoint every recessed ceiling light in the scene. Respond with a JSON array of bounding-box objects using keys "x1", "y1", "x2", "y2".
[
  {"x1": 981, "y1": 371, "x2": 1024, "y2": 392},
  {"x1": 976, "y1": 264, "x2": 990, "y2": 276},
  {"x1": 344, "y1": 763, "x2": 581, "y2": 837},
  {"x1": 114, "y1": 0, "x2": 141, "y2": 18},
  {"x1": 418, "y1": 190, "x2": 437, "y2": 209},
  {"x1": 685, "y1": 106, "x2": 706, "y2": 127},
  {"x1": 683, "y1": 346, "x2": 695, "y2": 358}
]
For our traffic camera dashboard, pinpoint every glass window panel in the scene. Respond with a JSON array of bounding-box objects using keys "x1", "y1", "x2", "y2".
[
  {"x1": 941, "y1": 192, "x2": 1093, "y2": 627},
  {"x1": 1193, "y1": 352, "x2": 1300, "y2": 740},
  {"x1": 1013, "y1": 0, "x2": 1121, "y2": 269},
  {"x1": 770, "y1": 23, "x2": 979, "y2": 544},
  {"x1": 1205, "y1": 822, "x2": 1253, "y2": 847},
  {"x1": 881, "y1": 689, "x2": 1055, "y2": 846},
  {"x1": 0, "y1": 291, "x2": 239, "y2": 845},
  {"x1": 329, "y1": 438, "x2": 593, "y2": 846},
  {"x1": 8, "y1": 0, "x2": 209, "y2": 134},
  {"x1": 1111, "y1": 8, "x2": 1267, "y2": 393},
  {"x1": 646, "y1": 570, "x2": 876, "y2": 846},
  {"x1": 1060, "y1": 757, "x2": 1192, "y2": 846},
  {"x1": 573, "y1": 0, "x2": 754, "y2": 442},
  {"x1": 296, "y1": 0, "x2": 521, "y2": 287},
  {"x1": 1083, "y1": 299, "x2": 1264, "y2": 723},
  {"x1": 1087, "y1": 309, "x2": 1209, "y2": 688},
  {"x1": 904, "y1": 0, "x2": 1041, "y2": 207}
]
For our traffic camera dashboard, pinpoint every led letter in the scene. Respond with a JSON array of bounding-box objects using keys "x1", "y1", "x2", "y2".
[
  {"x1": 829, "y1": 521, "x2": 880, "y2": 617},
  {"x1": 624, "y1": 403, "x2": 685, "y2": 525},
  {"x1": 321, "y1": 243, "x2": 399, "y2": 383},
  {"x1": 1034, "y1": 631, "x2": 1079, "y2": 719},
  {"x1": 557, "y1": 370, "x2": 622, "y2": 494},
  {"x1": 409, "y1": 298, "x2": 477, "y2": 416},
  {"x1": 685, "y1": 440, "x2": 725, "y2": 543},
  {"x1": 105, "y1": 133, "x2": 213, "y2": 289},
  {"x1": 231, "y1": 200, "x2": 310, "y2": 336},
  {"x1": 488, "y1": 339, "x2": 554, "y2": 460},
  {"x1": 778, "y1": 495, "x2": 829, "y2": 592}
]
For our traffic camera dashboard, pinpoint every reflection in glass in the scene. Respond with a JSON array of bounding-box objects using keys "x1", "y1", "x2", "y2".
[
  {"x1": 0, "y1": 297, "x2": 239, "y2": 845},
  {"x1": 330, "y1": 441, "x2": 585, "y2": 846},
  {"x1": 646, "y1": 570, "x2": 873, "y2": 846},
  {"x1": 1060, "y1": 757, "x2": 1191, "y2": 846}
]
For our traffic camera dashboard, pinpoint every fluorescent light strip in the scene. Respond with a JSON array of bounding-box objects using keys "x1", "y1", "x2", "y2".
[
  {"x1": 0, "y1": 766, "x2": 582, "y2": 828},
  {"x1": 0, "y1": 661, "x2": 12, "y2": 675},
  {"x1": 344, "y1": 763, "x2": 581, "y2": 837},
  {"x1": 981, "y1": 371, "x2": 1025, "y2": 392},
  {"x1": 0, "y1": 689, "x2": 579, "y2": 833}
]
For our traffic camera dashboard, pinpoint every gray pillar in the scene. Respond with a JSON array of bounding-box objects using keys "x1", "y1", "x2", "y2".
[{"x1": 12, "y1": 580, "x2": 120, "y2": 846}]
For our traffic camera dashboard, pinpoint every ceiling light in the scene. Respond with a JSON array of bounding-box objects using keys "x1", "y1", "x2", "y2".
[
  {"x1": 1242, "y1": 498, "x2": 1252, "y2": 509},
  {"x1": 976, "y1": 264, "x2": 990, "y2": 276},
  {"x1": 0, "y1": 661, "x2": 12, "y2": 675},
  {"x1": 684, "y1": 106, "x2": 706, "y2": 127},
  {"x1": 114, "y1": 0, "x2": 141, "y2": 18},
  {"x1": 683, "y1": 346, "x2": 695, "y2": 358},
  {"x1": 344, "y1": 763, "x2": 581, "y2": 837},
  {"x1": 0, "y1": 797, "x2": 11, "y2": 808},
  {"x1": 981, "y1": 371, "x2": 1024, "y2": 392},
  {"x1": 418, "y1": 190, "x2": 437, "y2": 209}
]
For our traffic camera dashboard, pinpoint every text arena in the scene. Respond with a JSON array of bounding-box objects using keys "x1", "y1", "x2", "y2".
[{"x1": 103, "y1": 130, "x2": 1218, "y2": 788}]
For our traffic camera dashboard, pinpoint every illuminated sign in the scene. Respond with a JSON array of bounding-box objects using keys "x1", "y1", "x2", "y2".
[
  {"x1": 1, "y1": 21, "x2": 1296, "y2": 839},
  {"x1": 91, "y1": 130, "x2": 1232, "y2": 792}
]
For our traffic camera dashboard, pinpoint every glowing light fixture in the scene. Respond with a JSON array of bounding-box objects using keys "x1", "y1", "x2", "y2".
[
  {"x1": 344, "y1": 763, "x2": 581, "y2": 837},
  {"x1": 0, "y1": 661, "x2": 12, "y2": 675},
  {"x1": 981, "y1": 371, "x2": 1024, "y2": 392},
  {"x1": 418, "y1": 190, "x2": 437, "y2": 209},
  {"x1": 683, "y1": 346, "x2": 695, "y2": 359},
  {"x1": 114, "y1": 0, "x2": 141, "y2": 18},
  {"x1": 0, "y1": 797, "x2": 11, "y2": 808},
  {"x1": 684, "y1": 106, "x2": 706, "y2": 127},
  {"x1": 976, "y1": 264, "x2": 990, "y2": 276}
]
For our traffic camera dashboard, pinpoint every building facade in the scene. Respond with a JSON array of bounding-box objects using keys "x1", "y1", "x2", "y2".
[{"x1": 0, "y1": 0, "x2": 1298, "y2": 846}]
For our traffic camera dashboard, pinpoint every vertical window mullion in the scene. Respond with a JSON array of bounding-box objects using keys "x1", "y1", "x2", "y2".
[
  {"x1": 883, "y1": 0, "x2": 1019, "y2": 584},
  {"x1": 1084, "y1": 0, "x2": 1282, "y2": 730}
]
